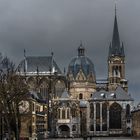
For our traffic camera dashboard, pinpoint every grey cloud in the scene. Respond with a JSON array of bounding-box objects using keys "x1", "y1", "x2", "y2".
[{"x1": 0, "y1": 0, "x2": 140, "y2": 104}]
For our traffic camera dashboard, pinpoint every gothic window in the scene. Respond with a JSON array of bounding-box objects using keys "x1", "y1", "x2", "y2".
[
  {"x1": 115, "y1": 66, "x2": 118, "y2": 76},
  {"x1": 62, "y1": 109, "x2": 65, "y2": 119},
  {"x1": 109, "y1": 102, "x2": 122, "y2": 129},
  {"x1": 72, "y1": 125, "x2": 76, "y2": 131},
  {"x1": 96, "y1": 103, "x2": 100, "y2": 131},
  {"x1": 90, "y1": 125, "x2": 94, "y2": 131},
  {"x1": 119, "y1": 66, "x2": 122, "y2": 77},
  {"x1": 79, "y1": 93, "x2": 83, "y2": 99},
  {"x1": 28, "y1": 77, "x2": 36, "y2": 90},
  {"x1": 71, "y1": 104, "x2": 77, "y2": 118},
  {"x1": 55, "y1": 80, "x2": 65, "y2": 98},
  {"x1": 58, "y1": 109, "x2": 61, "y2": 119},
  {"x1": 126, "y1": 104, "x2": 130, "y2": 117},
  {"x1": 90, "y1": 103, "x2": 94, "y2": 119},
  {"x1": 32, "y1": 103, "x2": 35, "y2": 112},
  {"x1": 40, "y1": 81, "x2": 48, "y2": 99},
  {"x1": 102, "y1": 103, "x2": 107, "y2": 131},
  {"x1": 67, "y1": 108, "x2": 70, "y2": 119}
]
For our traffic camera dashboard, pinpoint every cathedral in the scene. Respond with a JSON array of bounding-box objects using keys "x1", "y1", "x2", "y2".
[{"x1": 18, "y1": 10, "x2": 134, "y2": 139}]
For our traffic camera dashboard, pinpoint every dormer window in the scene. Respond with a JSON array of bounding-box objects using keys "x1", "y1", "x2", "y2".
[
  {"x1": 111, "y1": 93, "x2": 116, "y2": 98},
  {"x1": 101, "y1": 93, "x2": 106, "y2": 98}
]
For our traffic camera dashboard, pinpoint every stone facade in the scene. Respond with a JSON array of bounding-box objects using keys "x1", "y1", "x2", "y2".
[
  {"x1": 131, "y1": 106, "x2": 140, "y2": 137},
  {"x1": 17, "y1": 10, "x2": 134, "y2": 139},
  {"x1": 19, "y1": 97, "x2": 48, "y2": 139}
]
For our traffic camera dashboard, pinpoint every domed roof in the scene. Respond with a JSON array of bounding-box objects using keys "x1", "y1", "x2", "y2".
[{"x1": 68, "y1": 43, "x2": 96, "y2": 79}]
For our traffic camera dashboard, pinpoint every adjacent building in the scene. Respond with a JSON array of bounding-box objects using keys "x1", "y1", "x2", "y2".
[
  {"x1": 131, "y1": 104, "x2": 140, "y2": 137},
  {"x1": 19, "y1": 93, "x2": 48, "y2": 139}
]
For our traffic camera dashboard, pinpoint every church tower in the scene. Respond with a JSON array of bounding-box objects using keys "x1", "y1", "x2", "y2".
[{"x1": 108, "y1": 7, "x2": 128, "y2": 92}]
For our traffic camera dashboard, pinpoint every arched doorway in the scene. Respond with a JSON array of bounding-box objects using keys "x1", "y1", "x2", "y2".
[
  {"x1": 59, "y1": 125, "x2": 70, "y2": 137},
  {"x1": 109, "y1": 102, "x2": 122, "y2": 129}
]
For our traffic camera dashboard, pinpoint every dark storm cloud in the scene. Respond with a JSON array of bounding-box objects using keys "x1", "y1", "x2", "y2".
[{"x1": 0, "y1": 0, "x2": 140, "y2": 104}]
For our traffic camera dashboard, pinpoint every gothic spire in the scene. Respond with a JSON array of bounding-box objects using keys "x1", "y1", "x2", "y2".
[
  {"x1": 112, "y1": 6, "x2": 120, "y2": 49},
  {"x1": 109, "y1": 5, "x2": 125, "y2": 58}
]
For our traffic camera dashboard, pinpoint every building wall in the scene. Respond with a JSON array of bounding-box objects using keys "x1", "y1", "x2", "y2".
[
  {"x1": 132, "y1": 110, "x2": 140, "y2": 137},
  {"x1": 20, "y1": 100, "x2": 48, "y2": 139}
]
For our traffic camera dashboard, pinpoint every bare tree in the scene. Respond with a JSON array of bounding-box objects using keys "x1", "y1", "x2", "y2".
[{"x1": 0, "y1": 55, "x2": 29, "y2": 140}]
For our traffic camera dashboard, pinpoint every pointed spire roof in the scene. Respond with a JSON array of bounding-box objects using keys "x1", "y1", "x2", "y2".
[
  {"x1": 108, "y1": 5, "x2": 125, "y2": 58},
  {"x1": 112, "y1": 7, "x2": 120, "y2": 48}
]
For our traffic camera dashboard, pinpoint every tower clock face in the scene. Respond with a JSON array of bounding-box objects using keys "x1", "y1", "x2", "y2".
[{"x1": 19, "y1": 101, "x2": 30, "y2": 113}]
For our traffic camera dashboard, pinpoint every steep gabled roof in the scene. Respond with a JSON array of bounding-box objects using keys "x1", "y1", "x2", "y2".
[
  {"x1": 18, "y1": 56, "x2": 62, "y2": 75},
  {"x1": 108, "y1": 8, "x2": 125, "y2": 58},
  {"x1": 92, "y1": 86, "x2": 133, "y2": 101}
]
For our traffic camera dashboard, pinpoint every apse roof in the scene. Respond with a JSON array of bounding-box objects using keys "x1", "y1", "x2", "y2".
[{"x1": 92, "y1": 86, "x2": 133, "y2": 101}]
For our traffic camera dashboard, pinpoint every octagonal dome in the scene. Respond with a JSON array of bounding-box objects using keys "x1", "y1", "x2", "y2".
[{"x1": 68, "y1": 43, "x2": 96, "y2": 81}]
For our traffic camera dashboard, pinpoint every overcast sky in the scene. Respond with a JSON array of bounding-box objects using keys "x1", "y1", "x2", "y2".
[{"x1": 0, "y1": 0, "x2": 140, "y2": 105}]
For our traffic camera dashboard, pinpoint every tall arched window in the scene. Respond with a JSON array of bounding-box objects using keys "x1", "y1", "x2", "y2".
[
  {"x1": 55, "y1": 80, "x2": 65, "y2": 98},
  {"x1": 119, "y1": 66, "x2": 122, "y2": 77},
  {"x1": 62, "y1": 109, "x2": 65, "y2": 119},
  {"x1": 67, "y1": 108, "x2": 70, "y2": 119},
  {"x1": 102, "y1": 103, "x2": 107, "y2": 131},
  {"x1": 71, "y1": 104, "x2": 77, "y2": 118},
  {"x1": 90, "y1": 103, "x2": 94, "y2": 119},
  {"x1": 109, "y1": 102, "x2": 122, "y2": 129},
  {"x1": 58, "y1": 109, "x2": 61, "y2": 119},
  {"x1": 39, "y1": 81, "x2": 48, "y2": 99},
  {"x1": 96, "y1": 103, "x2": 100, "y2": 131},
  {"x1": 126, "y1": 104, "x2": 130, "y2": 117}
]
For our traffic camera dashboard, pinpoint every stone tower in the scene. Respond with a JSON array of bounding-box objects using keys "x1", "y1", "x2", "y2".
[{"x1": 108, "y1": 8, "x2": 128, "y2": 92}]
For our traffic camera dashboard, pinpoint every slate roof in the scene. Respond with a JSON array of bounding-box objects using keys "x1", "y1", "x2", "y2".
[
  {"x1": 108, "y1": 11, "x2": 125, "y2": 58},
  {"x1": 80, "y1": 100, "x2": 88, "y2": 108},
  {"x1": 18, "y1": 56, "x2": 61, "y2": 75},
  {"x1": 92, "y1": 86, "x2": 133, "y2": 101},
  {"x1": 68, "y1": 44, "x2": 96, "y2": 78}
]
